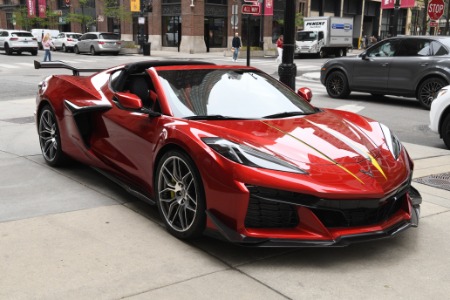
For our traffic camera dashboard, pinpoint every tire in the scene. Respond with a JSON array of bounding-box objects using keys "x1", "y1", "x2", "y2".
[
  {"x1": 442, "y1": 113, "x2": 450, "y2": 149},
  {"x1": 74, "y1": 46, "x2": 80, "y2": 54},
  {"x1": 319, "y1": 49, "x2": 326, "y2": 58},
  {"x1": 325, "y1": 71, "x2": 351, "y2": 98},
  {"x1": 155, "y1": 150, "x2": 206, "y2": 240},
  {"x1": 336, "y1": 49, "x2": 344, "y2": 57},
  {"x1": 31, "y1": 50, "x2": 38, "y2": 56},
  {"x1": 62, "y1": 44, "x2": 67, "y2": 52},
  {"x1": 90, "y1": 46, "x2": 97, "y2": 55},
  {"x1": 4, "y1": 43, "x2": 12, "y2": 55},
  {"x1": 417, "y1": 77, "x2": 447, "y2": 110},
  {"x1": 38, "y1": 105, "x2": 68, "y2": 167}
]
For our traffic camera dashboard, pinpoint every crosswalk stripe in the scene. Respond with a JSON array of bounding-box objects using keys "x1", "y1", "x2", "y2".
[
  {"x1": 0, "y1": 63, "x2": 19, "y2": 69},
  {"x1": 17, "y1": 63, "x2": 34, "y2": 67}
]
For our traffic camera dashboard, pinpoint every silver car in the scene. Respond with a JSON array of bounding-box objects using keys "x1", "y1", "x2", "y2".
[
  {"x1": 0, "y1": 30, "x2": 38, "y2": 55},
  {"x1": 74, "y1": 32, "x2": 121, "y2": 55},
  {"x1": 53, "y1": 32, "x2": 82, "y2": 52},
  {"x1": 320, "y1": 36, "x2": 450, "y2": 109}
]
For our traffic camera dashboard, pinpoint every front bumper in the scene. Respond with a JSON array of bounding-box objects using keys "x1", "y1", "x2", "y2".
[{"x1": 205, "y1": 185, "x2": 421, "y2": 247}]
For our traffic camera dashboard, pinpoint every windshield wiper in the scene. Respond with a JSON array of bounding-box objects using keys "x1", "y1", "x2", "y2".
[
  {"x1": 185, "y1": 115, "x2": 245, "y2": 120},
  {"x1": 263, "y1": 111, "x2": 311, "y2": 119}
]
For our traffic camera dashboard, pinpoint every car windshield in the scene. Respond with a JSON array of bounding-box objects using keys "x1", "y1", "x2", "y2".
[
  {"x1": 12, "y1": 32, "x2": 33, "y2": 37},
  {"x1": 100, "y1": 33, "x2": 119, "y2": 40},
  {"x1": 296, "y1": 31, "x2": 317, "y2": 41},
  {"x1": 157, "y1": 68, "x2": 316, "y2": 119}
]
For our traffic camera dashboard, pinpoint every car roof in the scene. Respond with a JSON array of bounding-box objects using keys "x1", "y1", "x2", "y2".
[{"x1": 389, "y1": 35, "x2": 450, "y2": 41}]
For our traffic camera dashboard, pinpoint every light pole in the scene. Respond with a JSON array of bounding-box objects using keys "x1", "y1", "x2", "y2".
[
  {"x1": 278, "y1": 0, "x2": 296, "y2": 90},
  {"x1": 392, "y1": 0, "x2": 401, "y2": 36}
]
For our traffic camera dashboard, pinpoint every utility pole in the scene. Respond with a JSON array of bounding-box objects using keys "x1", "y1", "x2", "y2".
[
  {"x1": 278, "y1": 0, "x2": 296, "y2": 90},
  {"x1": 392, "y1": 0, "x2": 401, "y2": 36}
]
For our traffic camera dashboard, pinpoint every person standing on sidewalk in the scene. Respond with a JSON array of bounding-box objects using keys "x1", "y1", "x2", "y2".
[
  {"x1": 42, "y1": 33, "x2": 55, "y2": 62},
  {"x1": 231, "y1": 32, "x2": 241, "y2": 62},
  {"x1": 275, "y1": 35, "x2": 283, "y2": 63}
]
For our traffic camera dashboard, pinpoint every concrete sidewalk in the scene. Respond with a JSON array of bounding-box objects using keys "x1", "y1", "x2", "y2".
[{"x1": 1, "y1": 61, "x2": 450, "y2": 299}]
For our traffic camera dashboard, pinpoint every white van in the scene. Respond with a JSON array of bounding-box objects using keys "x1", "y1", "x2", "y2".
[{"x1": 31, "y1": 29, "x2": 60, "y2": 49}]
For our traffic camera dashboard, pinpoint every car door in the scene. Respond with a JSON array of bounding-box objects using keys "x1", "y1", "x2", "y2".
[
  {"x1": 351, "y1": 39, "x2": 399, "y2": 93},
  {"x1": 53, "y1": 33, "x2": 63, "y2": 48},
  {"x1": 89, "y1": 70, "x2": 161, "y2": 193},
  {"x1": 0, "y1": 31, "x2": 5, "y2": 48},
  {"x1": 387, "y1": 38, "x2": 435, "y2": 96},
  {"x1": 78, "y1": 34, "x2": 90, "y2": 52}
]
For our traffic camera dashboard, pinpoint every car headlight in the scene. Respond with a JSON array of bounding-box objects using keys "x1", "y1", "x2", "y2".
[
  {"x1": 202, "y1": 137, "x2": 307, "y2": 174},
  {"x1": 436, "y1": 87, "x2": 448, "y2": 99},
  {"x1": 379, "y1": 123, "x2": 402, "y2": 159}
]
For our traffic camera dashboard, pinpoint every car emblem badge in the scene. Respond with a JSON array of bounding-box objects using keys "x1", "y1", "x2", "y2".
[{"x1": 360, "y1": 169, "x2": 374, "y2": 177}]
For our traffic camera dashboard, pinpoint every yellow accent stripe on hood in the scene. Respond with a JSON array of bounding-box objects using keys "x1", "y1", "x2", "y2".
[
  {"x1": 260, "y1": 120, "x2": 364, "y2": 184},
  {"x1": 307, "y1": 120, "x2": 387, "y2": 181}
]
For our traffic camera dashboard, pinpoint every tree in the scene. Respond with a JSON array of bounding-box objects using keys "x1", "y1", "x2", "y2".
[
  {"x1": 103, "y1": 0, "x2": 132, "y2": 33},
  {"x1": 65, "y1": 0, "x2": 95, "y2": 33},
  {"x1": 276, "y1": 12, "x2": 304, "y2": 32}
]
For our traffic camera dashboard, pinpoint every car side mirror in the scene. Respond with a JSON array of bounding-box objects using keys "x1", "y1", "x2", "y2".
[
  {"x1": 297, "y1": 87, "x2": 313, "y2": 102},
  {"x1": 114, "y1": 92, "x2": 143, "y2": 110}
]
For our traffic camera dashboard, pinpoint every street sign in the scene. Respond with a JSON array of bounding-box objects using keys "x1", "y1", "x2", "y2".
[
  {"x1": 231, "y1": 15, "x2": 238, "y2": 26},
  {"x1": 242, "y1": 4, "x2": 260, "y2": 14},
  {"x1": 428, "y1": 0, "x2": 445, "y2": 20},
  {"x1": 430, "y1": 21, "x2": 439, "y2": 27}
]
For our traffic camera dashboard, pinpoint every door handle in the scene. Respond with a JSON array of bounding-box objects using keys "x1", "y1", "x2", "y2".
[
  {"x1": 420, "y1": 63, "x2": 428, "y2": 66},
  {"x1": 381, "y1": 63, "x2": 389, "y2": 67}
]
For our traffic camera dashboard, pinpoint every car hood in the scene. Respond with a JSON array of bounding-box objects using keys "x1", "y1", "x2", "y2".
[{"x1": 193, "y1": 109, "x2": 390, "y2": 168}]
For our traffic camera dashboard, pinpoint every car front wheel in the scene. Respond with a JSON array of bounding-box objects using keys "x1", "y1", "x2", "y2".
[
  {"x1": 325, "y1": 71, "x2": 351, "y2": 98},
  {"x1": 38, "y1": 105, "x2": 68, "y2": 167},
  {"x1": 442, "y1": 113, "x2": 450, "y2": 149},
  {"x1": 62, "y1": 44, "x2": 67, "y2": 52},
  {"x1": 417, "y1": 78, "x2": 447, "y2": 110},
  {"x1": 155, "y1": 150, "x2": 206, "y2": 240}
]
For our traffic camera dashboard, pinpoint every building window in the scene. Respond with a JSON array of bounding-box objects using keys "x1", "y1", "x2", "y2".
[
  {"x1": 204, "y1": 17, "x2": 226, "y2": 49},
  {"x1": 162, "y1": 16, "x2": 181, "y2": 47}
]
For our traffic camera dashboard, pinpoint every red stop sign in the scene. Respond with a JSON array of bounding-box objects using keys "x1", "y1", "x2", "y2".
[{"x1": 428, "y1": 0, "x2": 445, "y2": 20}]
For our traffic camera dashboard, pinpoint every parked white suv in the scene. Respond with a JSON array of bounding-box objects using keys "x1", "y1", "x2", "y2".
[
  {"x1": 0, "y1": 30, "x2": 38, "y2": 55},
  {"x1": 53, "y1": 32, "x2": 82, "y2": 52},
  {"x1": 430, "y1": 86, "x2": 450, "y2": 149}
]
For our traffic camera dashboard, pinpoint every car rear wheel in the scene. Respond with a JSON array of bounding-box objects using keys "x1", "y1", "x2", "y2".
[
  {"x1": 31, "y1": 50, "x2": 38, "y2": 56},
  {"x1": 325, "y1": 71, "x2": 351, "y2": 98},
  {"x1": 38, "y1": 105, "x2": 68, "y2": 167},
  {"x1": 319, "y1": 49, "x2": 326, "y2": 58},
  {"x1": 4, "y1": 44, "x2": 12, "y2": 55},
  {"x1": 155, "y1": 150, "x2": 206, "y2": 240},
  {"x1": 90, "y1": 46, "x2": 97, "y2": 55},
  {"x1": 442, "y1": 114, "x2": 450, "y2": 149},
  {"x1": 417, "y1": 77, "x2": 447, "y2": 110},
  {"x1": 74, "y1": 46, "x2": 80, "y2": 54}
]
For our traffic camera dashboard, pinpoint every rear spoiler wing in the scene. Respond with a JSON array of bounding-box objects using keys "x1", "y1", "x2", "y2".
[{"x1": 34, "y1": 60, "x2": 105, "y2": 76}]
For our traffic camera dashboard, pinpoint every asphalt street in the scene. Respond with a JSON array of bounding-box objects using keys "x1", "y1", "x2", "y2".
[{"x1": 0, "y1": 49, "x2": 450, "y2": 300}]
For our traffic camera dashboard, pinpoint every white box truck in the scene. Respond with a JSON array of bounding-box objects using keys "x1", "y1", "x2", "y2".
[{"x1": 295, "y1": 16, "x2": 353, "y2": 58}]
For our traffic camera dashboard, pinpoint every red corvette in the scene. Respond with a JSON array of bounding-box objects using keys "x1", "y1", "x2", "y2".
[{"x1": 34, "y1": 60, "x2": 421, "y2": 246}]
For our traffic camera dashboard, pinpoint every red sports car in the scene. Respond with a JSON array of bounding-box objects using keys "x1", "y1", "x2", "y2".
[{"x1": 34, "y1": 60, "x2": 421, "y2": 247}]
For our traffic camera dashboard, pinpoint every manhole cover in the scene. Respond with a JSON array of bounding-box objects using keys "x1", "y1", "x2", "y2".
[
  {"x1": 414, "y1": 172, "x2": 450, "y2": 192},
  {"x1": 1, "y1": 116, "x2": 35, "y2": 124}
]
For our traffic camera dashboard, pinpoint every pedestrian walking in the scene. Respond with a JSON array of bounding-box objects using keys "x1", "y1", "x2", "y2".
[
  {"x1": 275, "y1": 35, "x2": 283, "y2": 63},
  {"x1": 42, "y1": 33, "x2": 55, "y2": 62},
  {"x1": 231, "y1": 32, "x2": 241, "y2": 62}
]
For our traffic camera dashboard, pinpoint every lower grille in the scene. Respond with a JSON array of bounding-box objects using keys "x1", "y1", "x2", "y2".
[
  {"x1": 245, "y1": 185, "x2": 408, "y2": 228},
  {"x1": 245, "y1": 197, "x2": 299, "y2": 228}
]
